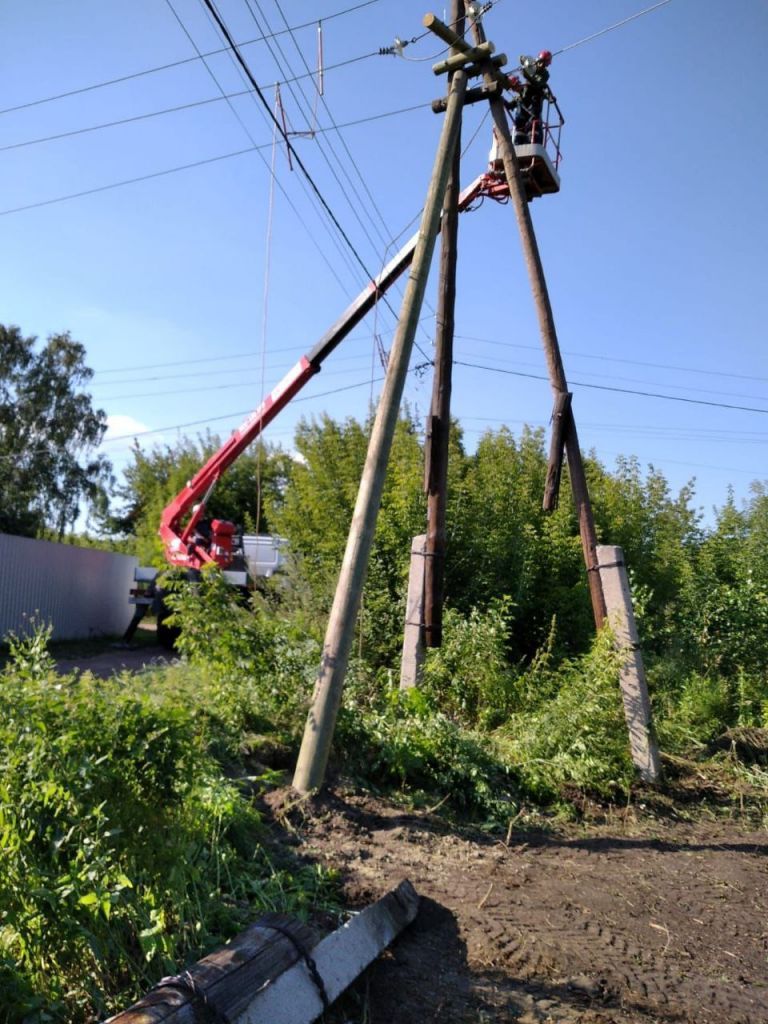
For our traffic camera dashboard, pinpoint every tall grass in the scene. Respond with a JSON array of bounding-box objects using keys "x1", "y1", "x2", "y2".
[{"x1": 0, "y1": 626, "x2": 336, "y2": 1024}]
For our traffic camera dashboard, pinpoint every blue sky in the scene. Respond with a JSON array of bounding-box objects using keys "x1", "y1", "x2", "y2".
[{"x1": 1, "y1": 0, "x2": 766, "y2": 529}]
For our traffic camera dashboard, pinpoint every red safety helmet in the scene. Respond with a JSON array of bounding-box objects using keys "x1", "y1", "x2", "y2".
[{"x1": 538, "y1": 49, "x2": 553, "y2": 66}]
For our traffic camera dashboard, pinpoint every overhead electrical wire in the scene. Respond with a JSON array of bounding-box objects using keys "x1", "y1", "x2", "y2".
[
  {"x1": 264, "y1": 0, "x2": 437, "y2": 361},
  {"x1": 89, "y1": 328, "x2": 762, "y2": 393},
  {"x1": 163, "y1": 0, "x2": 358, "y2": 294},
  {"x1": 202, "y1": 0, "x2": 431, "y2": 363},
  {"x1": 451, "y1": 349, "x2": 768, "y2": 403},
  {"x1": 239, "y1": 0, "x2": 392, "y2": 260},
  {"x1": 197, "y1": 0, "x2": 384, "y2": 293},
  {"x1": 453, "y1": 361, "x2": 768, "y2": 416},
  {"x1": 454, "y1": 334, "x2": 768, "y2": 385},
  {"x1": 0, "y1": 0, "x2": 381, "y2": 118},
  {"x1": 553, "y1": 0, "x2": 674, "y2": 56},
  {"x1": 0, "y1": 99, "x2": 429, "y2": 213},
  {"x1": 189, "y1": 13, "x2": 364, "y2": 290},
  {"x1": 1, "y1": 0, "x2": 675, "y2": 218},
  {"x1": 274, "y1": 0, "x2": 394, "y2": 247},
  {"x1": 101, "y1": 375, "x2": 388, "y2": 444}
]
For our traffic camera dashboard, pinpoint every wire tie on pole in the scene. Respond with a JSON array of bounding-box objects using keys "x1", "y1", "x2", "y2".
[
  {"x1": 152, "y1": 970, "x2": 232, "y2": 1023},
  {"x1": 263, "y1": 922, "x2": 330, "y2": 1012}
]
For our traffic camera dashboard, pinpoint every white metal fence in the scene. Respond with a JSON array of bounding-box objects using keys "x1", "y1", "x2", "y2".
[{"x1": 0, "y1": 533, "x2": 137, "y2": 641}]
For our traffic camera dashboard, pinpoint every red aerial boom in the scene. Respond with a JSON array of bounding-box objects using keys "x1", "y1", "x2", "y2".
[{"x1": 159, "y1": 110, "x2": 565, "y2": 573}]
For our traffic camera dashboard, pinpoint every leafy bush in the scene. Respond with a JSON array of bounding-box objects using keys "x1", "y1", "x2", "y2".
[
  {"x1": 496, "y1": 628, "x2": 633, "y2": 799},
  {"x1": 0, "y1": 625, "x2": 335, "y2": 1023},
  {"x1": 164, "y1": 566, "x2": 319, "y2": 736},
  {"x1": 421, "y1": 597, "x2": 517, "y2": 728},
  {"x1": 338, "y1": 688, "x2": 520, "y2": 822}
]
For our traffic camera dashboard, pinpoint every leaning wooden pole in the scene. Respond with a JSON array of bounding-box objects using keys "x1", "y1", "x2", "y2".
[
  {"x1": 468, "y1": 10, "x2": 607, "y2": 627},
  {"x1": 293, "y1": 63, "x2": 468, "y2": 794},
  {"x1": 424, "y1": 0, "x2": 464, "y2": 649}
]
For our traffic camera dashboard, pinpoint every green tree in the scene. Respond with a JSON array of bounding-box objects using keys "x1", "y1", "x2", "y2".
[
  {"x1": 447, "y1": 426, "x2": 590, "y2": 656},
  {"x1": 268, "y1": 411, "x2": 425, "y2": 663},
  {"x1": 0, "y1": 324, "x2": 110, "y2": 538},
  {"x1": 586, "y1": 454, "x2": 701, "y2": 653}
]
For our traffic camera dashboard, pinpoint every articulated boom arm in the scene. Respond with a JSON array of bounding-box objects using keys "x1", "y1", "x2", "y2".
[{"x1": 160, "y1": 174, "x2": 496, "y2": 571}]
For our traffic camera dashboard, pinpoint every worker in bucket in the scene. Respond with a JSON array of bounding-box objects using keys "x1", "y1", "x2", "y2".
[{"x1": 508, "y1": 50, "x2": 553, "y2": 145}]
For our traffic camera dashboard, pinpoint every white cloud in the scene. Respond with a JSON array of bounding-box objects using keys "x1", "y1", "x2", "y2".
[{"x1": 104, "y1": 413, "x2": 152, "y2": 442}]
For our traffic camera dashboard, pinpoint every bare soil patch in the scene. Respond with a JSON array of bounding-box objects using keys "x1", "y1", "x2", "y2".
[
  {"x1": 53, "y1": 630, "x2": 175, "y2": 679},
  {"x1": 267, "y1": 788, "x2": 768, "y2": 1023}
]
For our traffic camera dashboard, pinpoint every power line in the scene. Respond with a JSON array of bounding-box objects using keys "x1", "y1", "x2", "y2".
[
  {"x1": 163, "y1": 0, "x2": 359, "y2": 297},
  {"x1": 199, "y1": 0, "x2": 431, "y2": 364},
  {"x1": 554, "y1": 0, "x2": 674, "y2": 56},
  {"x1": 0, "y1": 52, "x2": 382, "y2": 155},
  {"x1": 0, "y1": 145, "x2": 255, "y2": 217},
  {"x1": 92, "y1": 354, "x2": 372, "y2": 392},
  {"x1": 240, "y1": 0, "x2": 391, "y2": 257},
  {"x1": 198, "y1": 0, "x2": 386, "y2": 298},
  {"x1": 454, "y1": 360, "x2": 768, "y2": 415},
  {"x1": 101, "y1": 374, "x2": 386, "y2": 443},
  {"x1": 452, "y1": 348, "x2": 768, "y2": 404},
  {"x1": 455, "y1": 334, "x2": 768, "y2": 385},
  {"x1": 0, "y1": 0, "x2": 380, "y2": 118},
  {"x1": 0, "y1": 99, "x2": 428, "y2": 215},
  {"x1": 88, "y1": 324, "x2": 761, "y2": 392}
]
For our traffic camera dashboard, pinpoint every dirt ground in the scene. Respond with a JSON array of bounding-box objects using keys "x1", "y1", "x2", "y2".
[
  {"x1": 267, "y1": 788, "x2": 768, "y2": 1024},
  {"x1": 45, "y1": 639, "x2": 768, "y2": 1021},
  {"x1": 52, "y1": 628, "x2": 174, "y2": 679},
  {"x1": 54, "y1": 645, "x2": 174, "y2": 678}
]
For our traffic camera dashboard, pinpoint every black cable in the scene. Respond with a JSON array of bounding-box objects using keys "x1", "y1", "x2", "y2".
[
  {"x1": 454, "y1": 361, "x2": 768, "y2": 415},
  {"x1": 165, "y1": 0, "x2": 356, "y2": 296},
  {"x1": 200, "y1": 0, "x2": 434, "y2": 367},
  {"x1": 275, "y1": 0, "x2": 392, "y2": 244},
  {"x1": 239, "y1": 0, "x2": 427, "y2": 361},
  {"x1": 241, "y1": 0, "x2": 391, "y2": 258},
  {"x1": 199, "y1": 0, "x2": 378, "y2": 288},
  {"x1": 0, "y1": 0, "x2": 381, "y2": 117},
  {"x1": 0, "y1": 146, "x2": 255, "y2": 217},
  {"x1": 101, "y1": 375, "x2": 387, "y2": 443}
]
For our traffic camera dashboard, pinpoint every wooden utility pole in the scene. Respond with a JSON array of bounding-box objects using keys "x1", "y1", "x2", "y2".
[
  {"x1": 423, "y1": 0, "x2": 464, "y2": 648},
  {"x1": 466, "y1": 10, "x2": 607, "y2": 627},
  {"x1": 293, "y1": 58, "x2": 469, "y2": 794}
]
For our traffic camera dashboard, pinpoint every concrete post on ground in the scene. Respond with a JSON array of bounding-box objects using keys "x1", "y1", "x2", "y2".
[
  {"x1": 597, "y1": 545, "x2": 661, "y2": 783},
  {"x1": 400, "y1": 535, "x2": 427, "y2": 690}
]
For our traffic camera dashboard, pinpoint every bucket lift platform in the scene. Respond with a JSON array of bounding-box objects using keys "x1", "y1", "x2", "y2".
[{"x1": 485, "y1": 96, "x2": 564, "y2": 202}]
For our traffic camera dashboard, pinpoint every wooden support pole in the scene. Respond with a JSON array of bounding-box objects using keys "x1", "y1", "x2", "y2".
[
  {"x1": 237, "y1": 880, "x2": 419, "y2": 1024},
  {"x1": 103, "y1": 912, "x2": 321, "y2": 1023},
  {"x1": 597, "y1": 546, "x2": 661, "y2": 782},
  {"x1": 424, "y1": 0, "x2": 464, "y2": 650},
  {"x1": 543, "y1": 391, "x2": 571, "y2": 512},
  {"x1": 103, "y1": 883, "x2": 420, "y2": 1024},
  {"x1": 292, "y1": 66, "x2": 468, "y2": 794},
  {"x1": 468, "y1": 12, "x2": 607, "y2": 628}
]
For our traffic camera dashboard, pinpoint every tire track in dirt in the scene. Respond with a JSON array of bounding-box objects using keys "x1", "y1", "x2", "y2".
[{"x1": 282, "y1": 791, "x2": 768, "y2": 1023}]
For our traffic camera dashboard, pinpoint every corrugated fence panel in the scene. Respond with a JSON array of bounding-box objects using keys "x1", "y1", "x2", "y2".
[{"x1": 0, "y1": 534, "x2": 138, "y2": 641}]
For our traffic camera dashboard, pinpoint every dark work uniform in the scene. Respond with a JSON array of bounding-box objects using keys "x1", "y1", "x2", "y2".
[{"x1": 512, "y1": 55, "x2": 550, "y2": 144}]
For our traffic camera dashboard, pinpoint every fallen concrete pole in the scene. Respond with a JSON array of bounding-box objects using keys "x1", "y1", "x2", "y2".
[{"x1": 104, "y1": 880, "x2": 419, "y2": 1024}]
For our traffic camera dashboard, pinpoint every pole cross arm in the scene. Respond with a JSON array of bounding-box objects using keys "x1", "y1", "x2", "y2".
[
  {"x1": 423, "y1": 13, "x2": 509, "y2": 89},
  {"x1": 432, "y1": 42, "x2": 495, "y2": 75}
]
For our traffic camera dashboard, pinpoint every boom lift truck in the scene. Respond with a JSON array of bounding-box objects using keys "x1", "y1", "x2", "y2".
[{"x1": 125, "y1": 99, "x2": 564, "y2": 649}]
